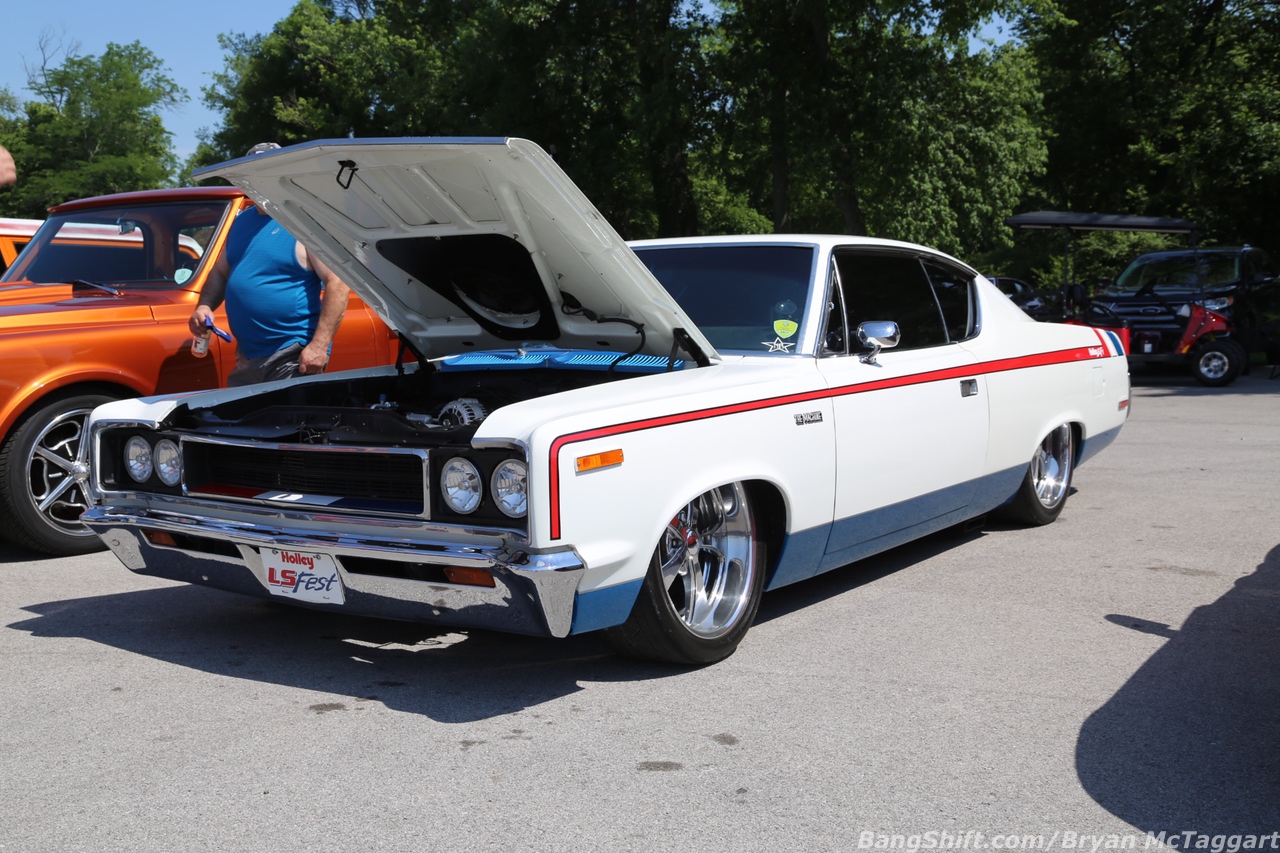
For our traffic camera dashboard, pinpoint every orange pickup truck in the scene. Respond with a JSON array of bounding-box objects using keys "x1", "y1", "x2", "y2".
[
  {"x1": 0, "y1": 187, "x2": 403, "y2": 555},
  {"x1": 0, "y1": 217, "x2": 41, "y2": 275}
]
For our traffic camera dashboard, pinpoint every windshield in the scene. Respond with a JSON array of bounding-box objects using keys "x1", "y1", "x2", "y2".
[
  {"x1": 633, "y1": 244, "x2": 816, "y2": 354},
  {"x1": 0, "y1": 200, "x2": 235, "y2": 286},
  {"x1": 1107, "y1": 251, "x2": 1241, "y2": 295}
]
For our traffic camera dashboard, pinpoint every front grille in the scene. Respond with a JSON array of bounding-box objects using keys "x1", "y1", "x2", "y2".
[{"x1": 183, "y1": 439, "x2": 428, "y2": 516}]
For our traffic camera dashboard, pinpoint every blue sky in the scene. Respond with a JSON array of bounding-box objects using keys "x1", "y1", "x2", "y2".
[{"x1": 3, "y1": 0, "x2": 300, "y2": 161}]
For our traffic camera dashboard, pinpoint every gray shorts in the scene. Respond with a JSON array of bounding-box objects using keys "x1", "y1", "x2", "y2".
[{"x1": 227, "y1": 343, "x2": 313, "y2": 387}]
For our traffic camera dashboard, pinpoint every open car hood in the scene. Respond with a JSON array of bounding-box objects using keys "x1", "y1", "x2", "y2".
[{"x1": 194, "y1": 138, "x2": 718, "y2": 365}]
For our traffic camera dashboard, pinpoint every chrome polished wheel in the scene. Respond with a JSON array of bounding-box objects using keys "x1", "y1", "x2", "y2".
[
  {"x1": 25, "y1": 406, "x2": 96, "y2": 535},
  {"x1": 1191, "y1": 340, "x2": 1245, "y2": 387},
  {"x1": 0, "y1": 392, "x2": 113, "y2": 555},
  {"x1": 1030, "y1": 424, "x2": 1074, "y2": 510},
  {"x1": 656, "y1": 483, "x2": 758, "y2": 640},
  {"x1": 1197, "y1": 349, "x2": 1231, "y2": 382}
]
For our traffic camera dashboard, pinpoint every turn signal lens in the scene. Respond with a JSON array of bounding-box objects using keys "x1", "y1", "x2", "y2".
[
  {"x1": 143, "y1": 529, "x2": 178, "y2": 547},
  {"x1": 442, "y1": 567, "x2": 496, "y2": 588},
  {"x1": 575, "y1": 449, "x2": 624, "y2": 473},
  {"x1": 124, "y1": 436, "x2": 153, "y2": 483}
]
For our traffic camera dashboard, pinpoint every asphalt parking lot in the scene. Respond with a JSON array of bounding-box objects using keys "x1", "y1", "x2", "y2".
[{"x1": 1, "y1": 370, "x2": 1277, "y2": 852}]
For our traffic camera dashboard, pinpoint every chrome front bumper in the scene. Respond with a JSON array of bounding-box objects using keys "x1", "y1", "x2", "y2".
[{"x1": 82, "y1": 505, "x2": 585, "y2": 637}]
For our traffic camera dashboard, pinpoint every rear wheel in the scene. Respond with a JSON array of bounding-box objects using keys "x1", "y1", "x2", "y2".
[
  {"x1": 605, "y1": 482, "x2": 763, "y2": 665},
  {"x1": 1002, "y1": 424, "x2": 1075, "y2": 526},
  {"x1": 0, "y1": 393, "x2": 116, "y2": 555},
  {"x1": 1190, "y1": 340, "x2": 1245, "y2": 387}
]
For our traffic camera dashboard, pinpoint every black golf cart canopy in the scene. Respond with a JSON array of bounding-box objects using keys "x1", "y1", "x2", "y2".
[
  {"x1": 1004, "y1": 211, "x2": 1203, "y2": 290},
  {"x1": 1005, "y1": 211, "x2": 1200, "y2": 238}
]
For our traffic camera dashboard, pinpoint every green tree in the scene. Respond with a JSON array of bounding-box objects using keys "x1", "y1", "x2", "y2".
[
  {"x1": 200, "y1": 0, "x2": 726, "y2": 239},
  {"x1": 196, "y1": 0, "x2": 429, "y2": 166},
  {"x1": 1020, "y1": 0, "x2": 1280, "y2": 249},
  {"x1": 198, "y1": 0, "x2": 1052, "y2": 248},
  {"x1": 0, "y1": 42, "x2": 184, "y2": 218},
  {"x1": 711, "y1": 1, "x2": 1048, "y2": 256}
]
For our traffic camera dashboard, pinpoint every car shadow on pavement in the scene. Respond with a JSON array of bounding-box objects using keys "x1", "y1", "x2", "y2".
[
  {"x1": 1130, "y1": 368, "x2": 1280, "y2": 397},
  {"x1": 754, "y1": 523, "x2": 986, "y2": 625},
  {"x1": 1075, "y1": 543, "x2": 1280, "y2": 833},
  {"x1": 7, "y1": 583, "x2": 682, "y2": 723}
]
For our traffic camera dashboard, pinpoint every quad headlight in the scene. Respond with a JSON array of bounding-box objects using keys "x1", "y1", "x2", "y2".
[
  {"x1": 441, "y1": 457, "x2": 483, "y2": 514},
  {"x1": 490, "y1": 459, "x2": 528, "y2": 518},
  {"x1": 124, "y1": 436, "x2": 154, "y2": 483},
  {"x1": 154, "y1": 439, "x2": 182, "y2": 487},
  {"x1": 123, "y1": 435, "x2": 182, "y2": 486}
]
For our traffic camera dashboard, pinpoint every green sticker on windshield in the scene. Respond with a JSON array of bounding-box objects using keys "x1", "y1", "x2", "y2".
[
  {"x1": 174, "y1": 269, "x2": 192, "y2": 284},
  {"x1": 773, "y1": 319, "x2": 798, "y2": 339}
]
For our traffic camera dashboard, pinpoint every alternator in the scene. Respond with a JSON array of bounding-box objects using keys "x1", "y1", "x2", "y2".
[{"x1": 438, "y1": 397, "x2": 488, "y2": 428}]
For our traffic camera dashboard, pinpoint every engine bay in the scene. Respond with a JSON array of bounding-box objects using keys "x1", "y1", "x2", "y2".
[{"x1": 170, "y1": 359, "x2": 649, "y2": 446}]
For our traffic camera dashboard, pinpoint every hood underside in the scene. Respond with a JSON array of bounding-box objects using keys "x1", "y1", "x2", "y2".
[{"x1": 193, "y1": 138, "x2": 718, "y2": 364}]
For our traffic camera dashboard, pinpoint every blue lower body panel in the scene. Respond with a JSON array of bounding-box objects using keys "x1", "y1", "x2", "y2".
[
  {"x1": 569, "y1": 579, "x2": 644, "y2": 635},
  {"x1": 768, "y1": 465, "x2": 1026, "y2": 590}
]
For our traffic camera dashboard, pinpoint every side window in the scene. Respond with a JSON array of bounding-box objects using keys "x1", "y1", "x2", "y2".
[
  {"x1": 924, "y1": 261, "x2": 976, "y2": 342},
  {"x1": 1251, "y1": 250, "x2": 1276, "y2": 279},
  {"x1": 833, "y1": 251, "x2": 948, "y2": 350}
]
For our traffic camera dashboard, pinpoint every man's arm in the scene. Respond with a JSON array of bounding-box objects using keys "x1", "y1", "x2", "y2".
[
  {"x1": 0, "y1": 145, "x2": 15, "y2": 187},
  {"x1": 189, "y1": 253, "x2": 231, "y2": 337},
  {"x1": 298, "y1": 246, "x2": 350, "y2": 375}
]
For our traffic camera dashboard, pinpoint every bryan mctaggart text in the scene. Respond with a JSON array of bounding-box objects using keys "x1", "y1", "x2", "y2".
[{"x1": 855, "y1": 831, "x2": 1280, "y2": 852}]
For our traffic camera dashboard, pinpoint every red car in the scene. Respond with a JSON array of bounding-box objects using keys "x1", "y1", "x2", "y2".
[{"x1": 0, "y1": 187, "x2": 402, "y2": 555}]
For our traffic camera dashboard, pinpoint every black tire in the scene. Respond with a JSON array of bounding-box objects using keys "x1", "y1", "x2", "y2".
[
  {"x1": 1001, "y1": 424, "x2": 1075, "y2": 527},
  {"x1": 1190, "y1": 340, "x2": 1245, "y2": 387},
  {"x1": 0, "y1": 393, "x2": 117, "y2": 555},
  {"x1": 605, "y1": 482, "x2": 764, "y2": 665}
]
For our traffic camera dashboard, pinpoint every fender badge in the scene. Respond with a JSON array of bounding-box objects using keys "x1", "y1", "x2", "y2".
[{"x1": 794, "y1": 411, "x2": 823, "y2": 425}]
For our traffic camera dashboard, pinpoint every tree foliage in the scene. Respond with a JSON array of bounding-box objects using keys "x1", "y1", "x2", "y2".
[
  {"x1": 0, "y1": 42, "x2": 184, "y2": 218},
  {"x1": 195, "y1": 0, "x2": 1045, "y2": 250},
  {"x1": 1018, "y1": 0, "x2": 1280, "y2": 252},
  {"x1": 6, "y1": 0, "x2": 1275, "y2": 275}
]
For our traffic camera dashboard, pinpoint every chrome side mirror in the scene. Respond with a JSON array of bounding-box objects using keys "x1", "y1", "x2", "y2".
[{"x1": 857, "y1": 320, "x2": 900, "y2": 365}]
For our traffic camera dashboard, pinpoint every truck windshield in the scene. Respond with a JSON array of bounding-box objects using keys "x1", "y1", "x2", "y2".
[
  {"x1": 0, "y1": 200, "x2": 235, "y2": 286},
  {"x1": 1108, "y1": 251, "x2": 1241, "y2": 295}
]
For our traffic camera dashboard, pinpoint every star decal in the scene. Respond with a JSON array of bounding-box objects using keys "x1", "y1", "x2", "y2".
[{"x1": 761, "y1": 337, "x2": 794, "y2": 353}]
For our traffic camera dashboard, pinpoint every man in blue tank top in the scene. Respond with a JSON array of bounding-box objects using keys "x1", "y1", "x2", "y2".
[
  {"x1": 188, "y1": 142, "x2": 351, "y2": 386},
  {"x1": 0, "y1": 145, "x2": 14, "y2": 186}
]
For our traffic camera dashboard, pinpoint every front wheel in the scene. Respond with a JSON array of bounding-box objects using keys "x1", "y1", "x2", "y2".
[
  {"x1": 1001, "y1": 424, "x2": 1075, "y2": 526},
  {"x1": 0, "y1": 393, "x2": 117, "y2": 555},
  {"x1": 1190, "y1": 340, "x2": 1245, "y2": 387},
  {"x1": 605, "y1": 482, "x2": 763, "y2": 665}
]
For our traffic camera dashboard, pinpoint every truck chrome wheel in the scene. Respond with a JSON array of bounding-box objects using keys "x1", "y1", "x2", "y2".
[
  {"x1": 1197, "y1": 349, "x2": 1231, "y2": 381},
  {"x1": 657, "y1": 483, "x2": 757, "y2": 640},
  {"x1": 1191, "y1": 340, "x2": 1245, "y2": 387},
  {"x1": 1031, "y1": 424, "x2": 1074, "y2": 510},
  {"x1": 0, "y1": 393, "x2": 113, "y2": 555}
]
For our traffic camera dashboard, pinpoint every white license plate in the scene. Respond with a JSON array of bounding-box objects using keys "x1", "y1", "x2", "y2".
[{"x1": 260, "y1": 548, "x2": 345, "y2": 605}]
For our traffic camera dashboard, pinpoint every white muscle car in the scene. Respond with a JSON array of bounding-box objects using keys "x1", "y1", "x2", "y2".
[{"x1": 82, "y1": 138, "x2": 1130, "y2": 665}]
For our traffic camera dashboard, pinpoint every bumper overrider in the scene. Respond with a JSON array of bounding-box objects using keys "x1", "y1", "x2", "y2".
[{"x1": 81, "y1": 504, "x2": 586, "y2": 637}]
